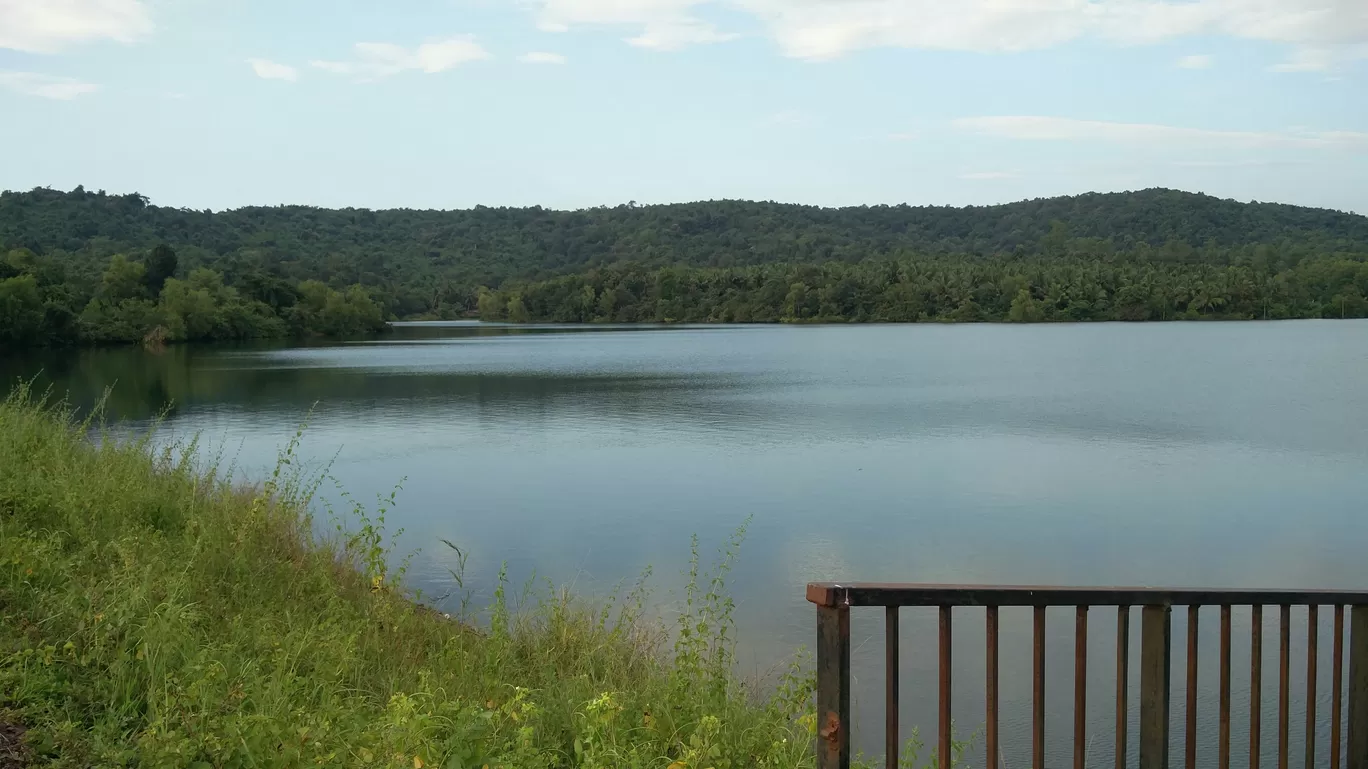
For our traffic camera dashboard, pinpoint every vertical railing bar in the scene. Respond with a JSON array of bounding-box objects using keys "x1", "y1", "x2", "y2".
[
  {"x1": 814, "y1": 590, "x2": 1368, "y2": 769},
  {"x1": 1077, "y1": 606, "x2": 1089, "y2": 769},
  {"x1": 940, "y1": 605, "x2": 952, "y2": 769},
  {"x1": 1347, "y1": 606, "x2": 1368, "y2": 769},
  {"x1": 816, "y1": 602, "x2": 851, "y2": 769},
  {"x1": 1139, "y1": 605, "x2": 1172, "y2": 769},
  {"x1": 1308, "y1": 605, "x2": 1319, "y2": 769},
  {"x1": 1188, "y1": 605, "x2": 1200, "y2": 769},
  {"x1": 1333, "y1": 606, "x2": 1344, "y2": 769},
  {"x1": 1280, "y1": 605, "x2": 1291, "y2": 769},
  {"x1": 1118, "y1": 606, "x2": 1130, "y2": 769},
  {"x1": 809, "y1": 591, "x2": 1368, "y2": 769},
  {"x1": 1035, "y1": 606, "x2": 1046, "y2": 769},
  {"x1": 1253, "y1": 605, "x2": 1264, "y2": 769},
  {"x1": 988, "y1": 607, "x2": 1000, "y2": 769},
  {"x1": 886, "y1": 606, "x2": 899, "y2": 769},
  {"x1": 1220, "y1": 605, "x2": 1232, "y2": 769}
]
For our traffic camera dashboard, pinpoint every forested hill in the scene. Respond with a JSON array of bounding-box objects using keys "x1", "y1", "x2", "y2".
[
  {"x1": 5, "y1": 187, "x2": 1368, "y2": 286},
  {"x1": 2, "y1": 186, "x2": 1368, "y2": 342}
]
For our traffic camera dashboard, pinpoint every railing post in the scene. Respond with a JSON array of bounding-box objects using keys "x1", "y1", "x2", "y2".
[
  {"x1": 988, "y1": 606, "x2": 1000, "y2": 769},
  {"x1": 1140, "y1": 605, "x2": 1172, "y2": 769},
  {"x1": 1348, "y1": 606, "x2": 1368, "y2": 769},
  {"x1": 817, "y1": 601, "x2": 852, "y2": 769},
  {"x1": 887, "y1": 606, "x2": 900, "y2": 769},
  {"x1": 1034, "y1": 606, "x2": 1047, "y2": 769},
  {"x1": 1118, "y1": 606, "x2": 1131, "y2": 769}
]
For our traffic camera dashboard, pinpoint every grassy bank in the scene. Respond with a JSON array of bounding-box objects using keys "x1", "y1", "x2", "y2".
[{"x1": 0, "y1": 390, "x2": 823, "y2": 768}]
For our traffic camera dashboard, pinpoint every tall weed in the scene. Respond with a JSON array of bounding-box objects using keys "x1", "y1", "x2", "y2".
[{"x1": 0, "y1": 385, "x2": 974, "y2": 768}]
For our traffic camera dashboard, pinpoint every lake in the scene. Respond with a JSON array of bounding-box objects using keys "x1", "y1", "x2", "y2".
[{"x1": 5, "y1": 320, "x2": 1368, "y2": 767}]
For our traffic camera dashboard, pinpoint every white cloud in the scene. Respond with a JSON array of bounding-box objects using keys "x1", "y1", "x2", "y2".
[
  {"x1": 765, "y1": 109, "x2": 808, "y2": 126},
  {"x1": 1171, "y1": 159, "x2": 1307, "y2": 168},
  {"x1": 518, "y1": 0, "x2": 1368, "y2": 65},
  {"x1": 533, "y1": 0, "x2": 736, "y2": 50},
  {"x1": 309, "y1": 61, "x2": 352, "y2": 75},
  {"x1": 954, "y1": 115, "x2": 1368, "y2": 151},
  {"x1": 247, "y1": 58, "x2": 298, "y2": 82},
  {"x1": 519, "y1": 51, "x2": 567, "y2": 64},
  {"x1": 960, "y1": 171, "x2": 1019, "y2": 180},
  {"x1": 0, "y1": 71, "x2": 97, "y2": 99},
  {"x1": 1270, "y1": 46, "x2": 1337, "y2": 71},
  {"x1": 1177, "y1": 53, "x2": 1213, "y2": 69},
  {"x1": 311, "y1": 37, "x2": 490, "y2": 80},
  {"x1": 745, "y1": 0, "x2": 1094, "y2": 60},
  {"x1": 0, "y1": 0, "x2": 152, "y2": 53},
  {"x1": 626, "y1": 19, "x2": 737, "y2": 50}
]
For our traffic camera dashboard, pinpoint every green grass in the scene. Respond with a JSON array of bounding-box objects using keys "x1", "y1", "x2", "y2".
[
  {"x1": 0, "y1": 387, "x2": 973, "y2": 769},
  {"x1": 0, "y1": 386, "x2": 827, "y2": 769}
]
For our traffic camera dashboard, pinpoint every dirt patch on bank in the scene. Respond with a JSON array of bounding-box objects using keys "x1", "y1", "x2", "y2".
[{"x1": 0, "y1": 717, "x2": 30, "y2": 769}]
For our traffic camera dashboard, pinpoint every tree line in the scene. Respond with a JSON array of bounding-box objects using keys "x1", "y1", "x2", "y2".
[
  {"x1": 476, "y1": 253, "x2": 1368, "y2": 324},
  {"x1": 4, "y1": 186, "x2": 1367, "y2": 323},
  {"x1": 2, "y1": 185, "x2": 1367, "y2": 350},
  {"x1": 0, "y1": 243, "x2": 386, "y2": 351}
]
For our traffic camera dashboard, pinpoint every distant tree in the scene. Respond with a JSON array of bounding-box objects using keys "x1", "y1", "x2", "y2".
[
  {"x1": 79, "y1": 298, "x2": 163, "y2": 344},
  {"x1": 239, "y1": 269, "x2": 300, "y2": 311},
  {"x1": 476, "y1": 288, "x2": 505, "y2": 320},
  {"x1": 0, "y1": 275, "x2": 46, "y2": 348},
  {"x1": 289, "y1": 281, "x2": 386, "y2": 336},
  {"x1": 783, "y1": 282, "x2": 812, "y2": 320},
  {"x1": 596, "y1": 288, "x2": 618, "y2": 321},
  {"x1": 950, "y1": 298, "x2": 983, "y2": 322},
  {"x1": 1040, "y1": 220, "x2": 1070, "y2": 256},
  {"x1": 144, "y1": 244, "x2": 179, "y2": 295},
  {"x1": 4, "y1": 247, "x2": 37, "y2": 275},
  {"x1": 160, "y1": 269, "x2": 231, "y2": 340},
  {"x1": 1113, "y1": 285, "x2": 1155, "y2": 322},
  {"x1": 99, "y1": 255, "x2": 147, "y2": 302}
]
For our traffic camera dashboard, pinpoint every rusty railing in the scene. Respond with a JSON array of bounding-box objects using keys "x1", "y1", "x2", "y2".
[{"x1": 807, "y1": 584, "x2": 1368, "y2": 769}]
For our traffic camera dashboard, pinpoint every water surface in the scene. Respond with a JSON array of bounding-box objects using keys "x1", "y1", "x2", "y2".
[{"x1": 6, "y1": 320, "x2": 1367, "y2": 767}]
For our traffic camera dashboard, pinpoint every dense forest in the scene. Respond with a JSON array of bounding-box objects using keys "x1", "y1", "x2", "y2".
[
  {"x1": 2, "y1": 185, "x2": 1367, "y2": 349},
  {"x1": 0, "y1": 242, "x2": 386, "y2": 350},
  {"x1": 476, "y1": 256, "x2": 1368, "y2": 325}
]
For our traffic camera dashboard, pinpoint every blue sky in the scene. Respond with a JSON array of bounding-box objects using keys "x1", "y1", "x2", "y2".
[{"x1": 1, "y1": 0, "x2": 1366, "y2": 213}]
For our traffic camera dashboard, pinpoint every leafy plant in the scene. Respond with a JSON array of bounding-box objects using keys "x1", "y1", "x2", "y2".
[{"x1": 0, "y1": 387, "x2": 837, "y2": 768}]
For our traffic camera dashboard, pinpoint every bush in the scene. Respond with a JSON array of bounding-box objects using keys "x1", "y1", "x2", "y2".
[
  {"x1": 0, "y1": 275, "x2": 46, "y2": 348},
  {"x1": 78, "y1": 298, "x2": 166, "y2": 344},
  {"x1": 290, "y1": 281, "x2": 387, "y2": 337},
  {"x1": 159, "y1": 269, "x2": 285, "y2": 341}
]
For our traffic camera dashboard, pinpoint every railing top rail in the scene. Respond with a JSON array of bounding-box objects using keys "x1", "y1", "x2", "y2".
[{"x1": 806, "y1": 583, "x2": 1368, "y2": 608}]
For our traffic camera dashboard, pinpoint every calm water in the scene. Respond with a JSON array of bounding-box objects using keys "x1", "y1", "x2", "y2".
[{"x1": 5, "y1": 320, "x2": 1368, "y2": 767}]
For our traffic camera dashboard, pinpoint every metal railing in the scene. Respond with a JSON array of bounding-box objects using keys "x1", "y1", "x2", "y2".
[{"x1": 806, "y1": 583, "x2": 1368, "y2": 769}]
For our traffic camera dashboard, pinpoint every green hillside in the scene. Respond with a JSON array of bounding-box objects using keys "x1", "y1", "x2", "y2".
[
  {"x1": 4, "y1": 187, "x2": 1367, "y2": 284},
  {"x1": 2, "y1": 186, "x2": 1367, "y2": 347}
]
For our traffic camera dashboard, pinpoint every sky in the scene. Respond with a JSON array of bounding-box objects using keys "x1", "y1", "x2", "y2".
[{"x1": 1, "y1": 0, "x2": 1366, "y2": 214}]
